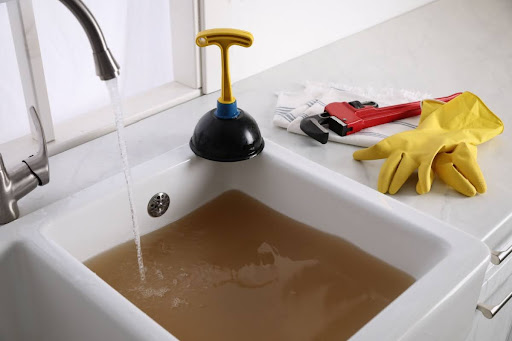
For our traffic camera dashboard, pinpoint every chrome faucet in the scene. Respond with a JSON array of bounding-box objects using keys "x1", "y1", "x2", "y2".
[
  {"x1": 58, "y1": 0, "x2": 119, "y2": 80},
  {"x1": 0, "y1": 107, "x2": 48, "y2": 224},
  {"x1": 0, "y1": 0, "x2": 119, "y2": 224}
]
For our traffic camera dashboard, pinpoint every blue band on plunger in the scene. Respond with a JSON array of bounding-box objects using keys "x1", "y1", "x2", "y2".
[{"x1": 215, "y1": 100, "x2": 240, "y2": 119}]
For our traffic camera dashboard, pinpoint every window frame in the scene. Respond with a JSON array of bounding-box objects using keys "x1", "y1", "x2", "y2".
[{"x1": 1, "y1": 0, "x2": 201, "y2": 164}]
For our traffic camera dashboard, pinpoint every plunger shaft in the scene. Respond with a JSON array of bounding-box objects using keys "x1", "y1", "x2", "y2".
[{"x1": 196, "y1": 28, "x2": 253, "y2": 105}]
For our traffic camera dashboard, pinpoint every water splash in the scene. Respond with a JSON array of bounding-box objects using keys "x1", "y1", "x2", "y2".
[
  {"x1": 106, "y1": 78, "x2": 146, "y2": 281},
  {"x1": 234, "y1": 242, "x2": 318, "y2": 288}
]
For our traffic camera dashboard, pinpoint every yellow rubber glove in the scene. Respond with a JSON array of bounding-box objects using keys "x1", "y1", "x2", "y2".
[
  {"x1": 421, "y1": 99, "x2": 486, "y2": 196},
  {"x1": 434, "y1": 143, "x2": 485, "y2": 196},
  {"x1": 353, "y1": 92, "x2": 504, "y2": 195}
]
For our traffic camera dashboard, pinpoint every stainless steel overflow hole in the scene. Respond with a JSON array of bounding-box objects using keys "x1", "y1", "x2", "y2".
[{"x1": 147, "y1": 192, "x2": 170, "y2": 218}]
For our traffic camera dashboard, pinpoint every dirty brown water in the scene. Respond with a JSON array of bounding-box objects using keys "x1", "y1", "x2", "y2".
[{"x1": 85, "y1": 190, "x2": 415, "y2": 341}]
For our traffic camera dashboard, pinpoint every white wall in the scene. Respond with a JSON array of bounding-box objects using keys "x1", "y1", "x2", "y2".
[{"x1": 201, "y1": 0, "x2": 434, "y2": 94}]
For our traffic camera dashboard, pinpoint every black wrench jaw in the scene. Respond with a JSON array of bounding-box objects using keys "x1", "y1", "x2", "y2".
[
  {"x1": 300, "y1": 117, "x2": 329, "y2": 144},
  {"x1": 300, "y1": 113, "x2": 350, "y2": 144}
]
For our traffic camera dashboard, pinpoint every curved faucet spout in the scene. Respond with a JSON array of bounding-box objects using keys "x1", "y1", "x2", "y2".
[{"x1": 58, "y1": 0, "x2": 120, "y2": 80}]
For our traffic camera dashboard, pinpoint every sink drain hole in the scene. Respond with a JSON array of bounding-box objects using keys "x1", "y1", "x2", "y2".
[{"x1": 147, "y1": 192, "x2": 170, "y2": 217}]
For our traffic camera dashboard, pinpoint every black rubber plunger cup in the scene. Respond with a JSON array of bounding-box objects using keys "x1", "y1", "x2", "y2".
[
  {"x1": 189, "y1": 28, "x2": 264, "y2": 162},
  {"x1": 190, "y1": 105, "x2": 264, "y2": 162}
]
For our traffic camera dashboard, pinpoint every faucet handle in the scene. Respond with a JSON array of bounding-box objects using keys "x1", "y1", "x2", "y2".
[
  {"x1": 23, "y1": 107, "x2": 49, "y2": 186},
  {"x1": 0, "y1": 153, "x2": 7, "y2": 177}
]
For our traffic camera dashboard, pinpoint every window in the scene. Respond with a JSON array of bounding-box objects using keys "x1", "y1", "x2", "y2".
[
  {"x1": 32, "y1": 0, "x2": 176, "y2": 125},
  {"x1": 0, "y1": 0, "x2": 200, "y2": 163}
]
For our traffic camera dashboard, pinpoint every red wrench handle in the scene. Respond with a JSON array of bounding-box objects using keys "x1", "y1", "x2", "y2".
[{"x1": 359, "y1": 93, "x2": 462, "y2": 128}]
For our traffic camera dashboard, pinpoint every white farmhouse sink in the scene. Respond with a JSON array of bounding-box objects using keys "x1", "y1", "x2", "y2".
[{"x1": 0, "y1": 141, "x2": 488, "y2": 340}]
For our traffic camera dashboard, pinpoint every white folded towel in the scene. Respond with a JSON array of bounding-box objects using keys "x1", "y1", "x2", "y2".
[{"x1": 273, "y1": 82, "x2": 433, "y2": 147}]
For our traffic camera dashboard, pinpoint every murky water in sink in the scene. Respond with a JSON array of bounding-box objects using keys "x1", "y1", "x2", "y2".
[
  {"x1": 85, "y1": 190, "x2": 414, "y2": 341},
  {"x1": 106, "y1": 78, "x2": 145, "y2": 281}
]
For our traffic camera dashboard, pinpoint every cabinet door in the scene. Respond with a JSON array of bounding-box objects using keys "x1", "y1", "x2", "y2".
[{"x1": 466, "y1": 262, "x2": 512, "y2": 340}]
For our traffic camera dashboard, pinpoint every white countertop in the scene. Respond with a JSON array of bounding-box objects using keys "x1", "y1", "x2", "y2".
[{"x1": 12, "y1": 0, "x2": 512, "y2": 249}]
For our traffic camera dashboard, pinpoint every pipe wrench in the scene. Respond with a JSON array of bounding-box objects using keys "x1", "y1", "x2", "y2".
[{"x1": 300, "y1": 93, "x2": 462, "y2": 144}]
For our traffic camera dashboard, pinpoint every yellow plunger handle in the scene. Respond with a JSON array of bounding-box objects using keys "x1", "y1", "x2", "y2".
[{"x1": 196, "y1": 28, "x2": 253, "y2": 104}]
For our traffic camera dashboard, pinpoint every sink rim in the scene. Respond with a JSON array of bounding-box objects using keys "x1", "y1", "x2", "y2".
[{"x1": 2, "y1": 140, "x2": 489, "y2": 341}]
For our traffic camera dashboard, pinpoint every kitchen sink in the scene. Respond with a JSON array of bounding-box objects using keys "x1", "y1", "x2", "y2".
[
  {"x1": 0, "y1": 237, "x2": 168, "y2": 340},
  {"x1": 0, "y1": 141, "x2": 489, "y2": 340}
]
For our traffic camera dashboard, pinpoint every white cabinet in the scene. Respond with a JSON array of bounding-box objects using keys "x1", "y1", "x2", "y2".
[{"x1": 467, "y1": 239, "x2": 512, "y2": 340}]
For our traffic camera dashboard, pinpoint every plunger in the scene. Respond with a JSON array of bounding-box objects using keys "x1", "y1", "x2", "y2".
[{"x1": 190, "y1": 28, "x2": 264, "y2": 162}]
